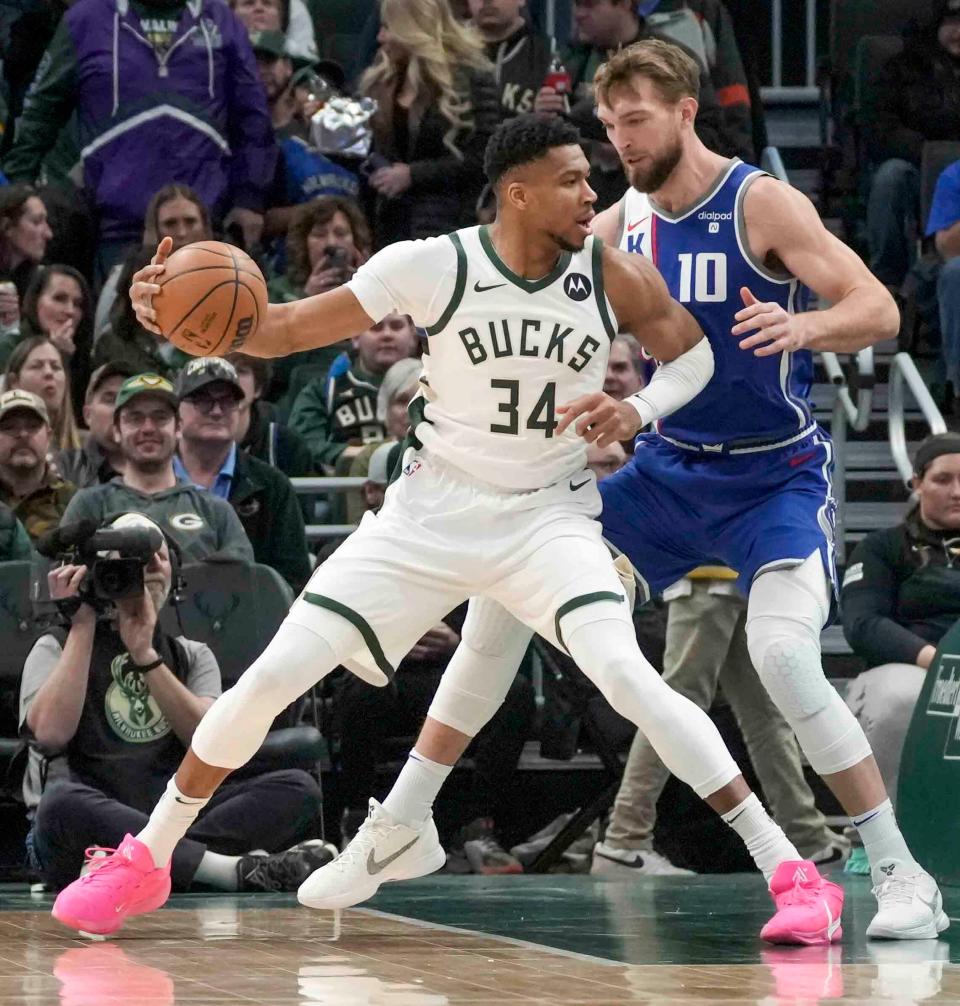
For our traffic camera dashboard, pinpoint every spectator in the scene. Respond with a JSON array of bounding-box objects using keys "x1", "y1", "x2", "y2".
[
  {"x1": 11, "y1": 265, "x2": 94, "y2": 407},
  {"x1": 926, "y1": 159, "x2": 960, "y2": 411},
  {"x1": 359, "y1": 439, "x2": 400, "y2": 513},
  {"x1": 841, "y1": 433, "x2": 960, "y2": 804},
  {"x1": 334, "y1": 599, "x2": 536, "y2": 871},
  {"x1": 20, "y1": 512, "x2": 333, "y2": 893},
  {"x1": 255, "y1": 33, "x2": 360, "y2": 240},
  {"x1": 603, "y1": 333, "x2": 645, "y2": 401},
  {"x1": 867, "y1": 1, "x2": 960, "y2": 289},
  {"x1": 467, "y1": 0, "x2": 553, "y2": 119},
  {"x1": 55, "y1": 362, "x2": 138, "y2": 489},
  {"x1": 228, "y1": 0, "x2": 319, "y2": 65},
  {"x1": 267, "y1": 195, "x2": 373, "y2": 403},
  {"x1": 61, "y1": 374, "x2": 254, "y2": 564},
  {"x1": 0, "y1": 389, "x2": 76, "y2": 542},
  {"x1": 3, "y1": 1, "x2": 276, "y2": 280},
  {"x1": 593, "y1": 563, "x2": 849, "y2": 876},
  {"x1": 94, "y1": 185, "x2": 214, "y2": 341},
  {"x1": 290, "y1": 312, "x2": 420, "y2": 471},
  {"x1": 91, "y1": 250, "x2": 183, "y2": 379},
  {"x1": 0, "y1": 498, "x2": 32, "y2": 561},
  {"x1": 0, "y1": 185, "x2": 52, "y2": 307},
  {"x1": 359, "y1": 0, "x2": 500, "y2": 245},
  {"x1": 226, "y1": 352, "x2": 314, "y2": 478},
  {"x1": 173, "y1": 358, "x2": 311, "y2": 593},
  {"x1": 4, "y1": 336, "x2": 81, "y2": 451}
]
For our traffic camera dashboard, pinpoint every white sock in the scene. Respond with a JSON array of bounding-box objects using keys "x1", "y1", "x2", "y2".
[
  {"x1": 136, "y1": 778, "x2": 209, "y2": 868},
  {"x1": 192, "y1": 851, "x2": 242, "y2": 891},
  {"x1": 381, "y1": 750, "x2": 453, "y2": 828},
  {"x1": 853, "y1": 799, "x2": 920, "y2": 872},
  {"x1": 722, "y1": 794, "x2": 801, "y2": 882}
]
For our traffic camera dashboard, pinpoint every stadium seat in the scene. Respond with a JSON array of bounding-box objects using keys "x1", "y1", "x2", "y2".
[
  {"x1": 162, "y1": 562, "x2": 325, "y2": 773},
  {"x1": 0, "y1": 562, "x2": 43, "y2": 769}
]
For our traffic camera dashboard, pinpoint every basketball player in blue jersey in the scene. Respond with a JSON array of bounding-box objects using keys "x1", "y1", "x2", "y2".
[{"x1": 304, "y1": 42, "x2": 948, "y2": 945}]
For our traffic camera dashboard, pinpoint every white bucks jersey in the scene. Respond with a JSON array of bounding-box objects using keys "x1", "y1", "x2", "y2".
[{"x1": 408, "y1": 226, "x2": 618, "y2": 490}]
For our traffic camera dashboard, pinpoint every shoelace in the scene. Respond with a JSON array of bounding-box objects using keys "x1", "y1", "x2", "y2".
[
  {"x1": 242, "y1": 852, "x2": 308, "y2": 892},
  {"x1": 776, "y1": 879, "x2": 821, "y2": 908},
  {"x1": 872, "y1": 875, "x2": 916, "y2": 906},
  {"x1": 78, "y1": 846, "x2": 125, "y2": 884},
  {"x1": 335, "y1": 819, "x2": 394, "y2": 872}
]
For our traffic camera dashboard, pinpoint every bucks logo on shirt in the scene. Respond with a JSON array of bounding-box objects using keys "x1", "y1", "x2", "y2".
[{"x1": 104, "y1": 653, "x2": 171, "y2": 743}]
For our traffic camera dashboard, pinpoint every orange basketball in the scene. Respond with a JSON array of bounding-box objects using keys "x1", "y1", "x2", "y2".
[{"x1": 153, "y1": 241, "x2": 268, "y2": 358}]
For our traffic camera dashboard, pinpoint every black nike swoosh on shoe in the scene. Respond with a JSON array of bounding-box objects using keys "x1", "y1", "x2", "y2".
[
  {"x1": 569, "y1": 478, "x2": 591, "y2": 491},
  {"x1": 474, "y1": 281, "x2": 507, "y2": 293}
]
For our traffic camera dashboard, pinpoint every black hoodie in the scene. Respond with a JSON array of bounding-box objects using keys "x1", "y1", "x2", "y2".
[{"x1": 484, "y1": 22, "x2": 554, "y2": 118}]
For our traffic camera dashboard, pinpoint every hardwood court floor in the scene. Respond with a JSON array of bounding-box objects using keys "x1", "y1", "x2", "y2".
[{"x1": 0, "y1": 872, "x2": 958, "y2": 1003}]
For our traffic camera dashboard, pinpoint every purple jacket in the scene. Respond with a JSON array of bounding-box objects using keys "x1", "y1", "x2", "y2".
[{"x1": 5, "y1": 0, "x2": 276, "y2": 242}]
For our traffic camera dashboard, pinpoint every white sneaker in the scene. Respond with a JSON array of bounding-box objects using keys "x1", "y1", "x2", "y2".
[
  {"x1": 297, "y1": 798, "x2": 445, "y2": 910},
  {"x1": 866, "y1": 858, "x2": 951, "y2": 940},
  {"x1": 590, "y1": 841, "x2": 695, "y2": 877}
]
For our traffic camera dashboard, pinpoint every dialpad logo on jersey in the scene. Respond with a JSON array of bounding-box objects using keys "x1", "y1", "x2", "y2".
[
  {"x1": 104, "y1": 654, "x2": 170, "y2": 743},
  {"x1": 697, "y1": 211, "x2": 732, "y2": 221},
  {"x1": 170, "y1": 513, "x2": 205, "y2": 531},
  {"x1": 564, "y1": 273, "x2": 592, "y2": 302},
  {"x1": 709, "y1": 222, "x2": 720, "y2": 234}
]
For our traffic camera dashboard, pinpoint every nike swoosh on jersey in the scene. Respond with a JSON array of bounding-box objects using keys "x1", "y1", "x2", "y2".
[
  {"x1": 569, "y1": 478, "x2": 591, "y2": 491},
  {"x1": 367, "y1": 836, "x2": 419, "y2": 875},
  {"x1": 474, "y1": 281, "x2": 507, "y2": 293},
  {"x1": 626, "y1": 215, "x2": 650, "y2": 232}
]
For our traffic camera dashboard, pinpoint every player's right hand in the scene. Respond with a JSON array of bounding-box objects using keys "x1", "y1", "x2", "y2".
[
  {"x1": 129, "y1": 236, "x2": 173, "y2": 336},
  {"x1": 556, "y1": 391, "x2": 642, "y2": 447}
]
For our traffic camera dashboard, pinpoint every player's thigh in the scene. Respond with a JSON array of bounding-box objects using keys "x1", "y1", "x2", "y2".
[
  {"x1": 286, "y1": 511, "x2": 468, "y2": 683},
  {"x1": 599, "y1": 449, "x2": 702, "y2": 599},
  {"x1": 488, "y1": 522, "x2": 634, "y2": 653}
]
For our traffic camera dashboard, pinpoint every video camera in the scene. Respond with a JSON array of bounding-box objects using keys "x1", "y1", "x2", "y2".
[{"x1": 36, "y1": 518, "x2": 164, "y2": 609}]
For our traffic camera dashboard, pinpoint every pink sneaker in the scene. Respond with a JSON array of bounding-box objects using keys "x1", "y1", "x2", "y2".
[
  {"x1": 760, "y1": 860, "x2": 844, "y2": 945},
  {"x1": 51, "y1": 835, "x2": 171, "y2": 936}
]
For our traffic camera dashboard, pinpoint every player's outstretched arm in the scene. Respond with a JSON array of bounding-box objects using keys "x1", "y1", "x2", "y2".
[
  {"x1": 129, "y1": 238, "x2": 376, "y2": 359},
  {"x1": 734, "y1": 177, "x2": 900, "y2": 356},
  {"x1": 556, "y1": 248, "x2": 714, "y2": 445}
]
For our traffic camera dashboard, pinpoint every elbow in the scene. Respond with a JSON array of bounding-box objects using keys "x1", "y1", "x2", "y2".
[
  {"x1": 878, "y1": 288, "x2": 901, "y2": 342},
  {"x1": 28, "y1": 717, "x2": 70, "y2": 754}
]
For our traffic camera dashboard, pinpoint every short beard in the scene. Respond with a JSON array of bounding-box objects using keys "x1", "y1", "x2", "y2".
[
  {"x1": 129, "y1": 454, "x2": 172, "y2": 476},
  {"x1": 628, "y1": 139, "x2": 683, "y2": 193},
  {"x1": 549, "y1": 231, "x2": 585, "y2": 253}
]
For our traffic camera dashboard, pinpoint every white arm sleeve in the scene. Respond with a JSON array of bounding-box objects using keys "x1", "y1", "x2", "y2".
[
  {"x1": 346, "y1": 235, "x2": 459, "y2": 328},
  {"x1": 624, "y1": 337, "x2": 715, "y2": 428}
]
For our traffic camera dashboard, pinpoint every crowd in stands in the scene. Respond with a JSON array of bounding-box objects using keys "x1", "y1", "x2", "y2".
[{"x1": 0, "y1": 0, "x2": 957, "y2": 893}]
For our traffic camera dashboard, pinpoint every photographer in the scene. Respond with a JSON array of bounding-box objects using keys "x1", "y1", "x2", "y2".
[{"x1": 20, "y1": 513, "x2": 332, "y2": 893}]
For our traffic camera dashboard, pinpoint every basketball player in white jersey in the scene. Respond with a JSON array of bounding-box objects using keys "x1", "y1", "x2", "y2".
[
  {"x1": 308, "y1": 41, "x2": 946, "y2": 945},
  {"x1": 51, "y1": 114, "x2": 838, "y2": 942}
]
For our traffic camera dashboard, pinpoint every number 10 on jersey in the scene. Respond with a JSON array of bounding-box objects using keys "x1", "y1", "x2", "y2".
[{"x1": 677, "y1": 252, "x2": 727, "y2": 303}]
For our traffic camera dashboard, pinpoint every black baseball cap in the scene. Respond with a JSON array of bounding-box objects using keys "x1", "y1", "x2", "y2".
[
  {"x1": 85, "y1": 361, "x2": 139, "y2": 403},
  {"x1": 913, "y1": 433, "x2": 960, "y2": 476},
  {"x1": 175, "y1": 357, "x2": 244, "y2": 402}
]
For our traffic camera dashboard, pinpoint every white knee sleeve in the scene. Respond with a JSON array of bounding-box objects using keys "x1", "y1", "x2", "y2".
[
  {"x1": 566, "y1": 619, "x2": 740, "y2": 798},
  {"x1": 747, "y1": 553, "x2": 872, "y2": 775},
  {"x1": 191, "y1": 619, "x2": 360, "y2": 770},
  {"x1": 427, "y1": 597, "x2": 533, "y2": 737}
]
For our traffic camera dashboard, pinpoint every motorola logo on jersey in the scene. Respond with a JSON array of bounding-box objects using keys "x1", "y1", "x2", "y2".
[{"x1": 564, "y1": 273, "x2": 592, "y2": 302}]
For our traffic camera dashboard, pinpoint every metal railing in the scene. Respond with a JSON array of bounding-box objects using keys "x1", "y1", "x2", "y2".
[
  {"x1": 762, "y1": 0, "x2": 820, "y2": 103},
  {"x1": 291, "y1": 476, "x2": 363, "y2": 542},
  {"x1": 820, "y1": 349, "x2": 875, "y2": 562},
  {"x1": 888, "y1": 353, "x2": 947, "y2": 485}
]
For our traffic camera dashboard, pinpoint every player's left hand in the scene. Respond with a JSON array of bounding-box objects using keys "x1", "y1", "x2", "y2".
[
  {"x1": 370, "y1": 163, "x2": 412, "y2": 198},
  {"x1": 732, "y1": 286, "x2": 807, "y2": 357},
  {"x1": 556, "y1": 391, "x2": 642, "y2": 447}
]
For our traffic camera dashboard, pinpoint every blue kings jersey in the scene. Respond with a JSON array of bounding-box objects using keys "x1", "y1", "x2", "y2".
[{"x1": 618, "y1": 160, "x2": 814, "y2": 449}]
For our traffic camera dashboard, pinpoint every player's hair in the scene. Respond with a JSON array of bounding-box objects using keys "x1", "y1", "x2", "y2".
[
  {"x1": 483, "y1": 114, "x2": 583, "y2": 187},
  {"x1": 143, "y1": 184, "x2": 211, "y2": 246},
  {"x1": 360, "y1": 0, "x2": 491, "y2": 159},
  {"x1": 593, "y1": 38, "x2": 700, "y2": 107},
  {"x1": 285, "y1": 195, "x2": 372, "y2": 287}
]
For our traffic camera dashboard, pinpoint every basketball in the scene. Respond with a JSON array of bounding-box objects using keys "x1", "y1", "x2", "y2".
[{"x1": 153, "y1": 241, "x2": 268, "y2": 357}]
